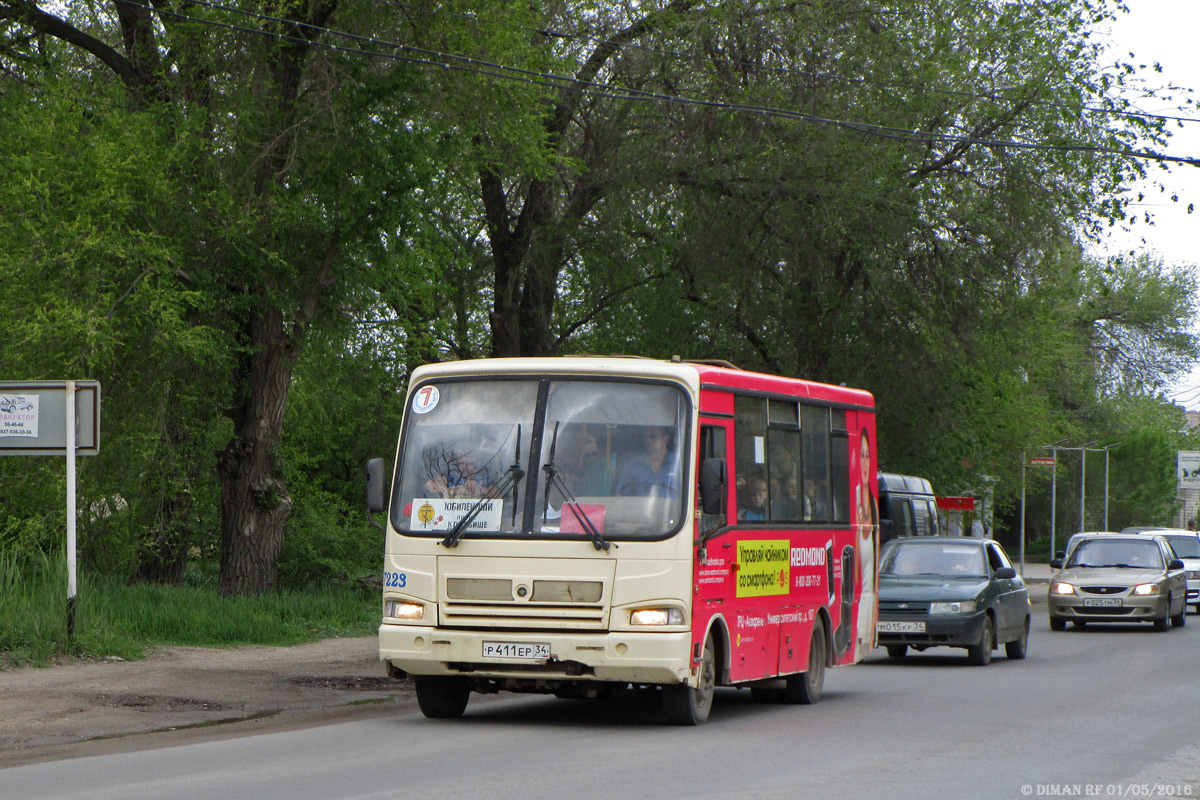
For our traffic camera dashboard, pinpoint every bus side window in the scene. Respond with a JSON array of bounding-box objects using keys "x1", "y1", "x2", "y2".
[
  {"x1": 734, "y1": 396, "x2": 767, "y2": 522},
  {"x1": 831, "y1": 432, "x2": 850, "y2": 523},
  {"x1": 800, "y1": 404, "x2": 832, "y2": 522},
  {"x1": 699, "y1": 425, "x2": 727, "y2": 534}
]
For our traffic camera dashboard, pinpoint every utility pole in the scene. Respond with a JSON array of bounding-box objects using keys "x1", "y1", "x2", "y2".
[{"x1": 1042, "y1": 444, "x2": 1060, "y2": 557}]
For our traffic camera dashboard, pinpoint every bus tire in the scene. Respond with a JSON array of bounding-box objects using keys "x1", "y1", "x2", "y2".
[
  {"x1": 415, "y1": 676, "x2": 471, "y2": 719},
  {"x1": 784, "y1": 623, "x2": 826, "y2": 705},
  {"x1": 663, "y1": 636, "x2": 715, "y2": 725}
]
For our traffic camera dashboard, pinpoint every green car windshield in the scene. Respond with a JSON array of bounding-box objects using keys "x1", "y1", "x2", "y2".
[{"x1": 881, "y1": 543, "x2": 987, "y2": 577}]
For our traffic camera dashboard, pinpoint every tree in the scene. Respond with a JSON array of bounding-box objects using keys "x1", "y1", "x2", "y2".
[
  {"x1": 411, "y1": 0, "x2": 1197, "y2": 508},
  {"x1": 0, "y1": 0, "x2": 427, "y2": 593}
]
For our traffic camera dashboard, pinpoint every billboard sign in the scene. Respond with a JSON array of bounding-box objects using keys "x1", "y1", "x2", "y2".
[
  {"x1": 0, "y1": 381, "x2": 100, "y2": 456},
  {"x1": 1179, "y1": 451, "x2": 1200, "y2": 487}
]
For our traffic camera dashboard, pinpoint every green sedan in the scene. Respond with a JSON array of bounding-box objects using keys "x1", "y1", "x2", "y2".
[{"x1": 876, "y1": 537, "x2": 1032, "y2": 666}]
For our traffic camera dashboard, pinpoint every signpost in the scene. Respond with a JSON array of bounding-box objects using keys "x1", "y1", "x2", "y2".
[
  {"x1": 1019, "y1": 454, "x2": 1058, "y2": 575},
  {"x1": 1, "y1": 381, "x2": 101, "y2": 637}
]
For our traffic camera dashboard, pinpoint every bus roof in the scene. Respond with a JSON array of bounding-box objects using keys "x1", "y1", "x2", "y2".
[
  {"x1": 409, "y1": 356, "x2": 874, "y2": 409},
  {"x1": 689, "y1": 361, "x2": 874, "y2": 408}
]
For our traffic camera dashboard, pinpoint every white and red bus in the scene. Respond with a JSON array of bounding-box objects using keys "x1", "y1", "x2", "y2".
[{"x1": 365, "y1": 357, "x2": 879, "y2": 724}]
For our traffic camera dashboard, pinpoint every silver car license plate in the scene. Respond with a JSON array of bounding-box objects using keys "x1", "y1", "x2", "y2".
[{"x1": 1082, "y1": 597, "x2": 1122, "y2": 607}]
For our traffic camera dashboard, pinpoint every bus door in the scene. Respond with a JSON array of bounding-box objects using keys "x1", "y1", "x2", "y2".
[
  {"x1": 694, "y1": 420, "x2": 734, "y2": 648},
  {"x1": 696, "y1": 417, "x2": 782, "y2": 684},
  {"x1": 833, "y1": 545, "x2": 855, "y2": 661}
]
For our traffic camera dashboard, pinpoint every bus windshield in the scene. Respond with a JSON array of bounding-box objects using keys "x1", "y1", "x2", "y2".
[{"x1": 391, "y1": 377, "x2": 690, "y2": 540}]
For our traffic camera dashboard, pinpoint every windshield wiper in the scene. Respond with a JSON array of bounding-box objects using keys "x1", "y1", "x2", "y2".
[
  {"x1": 543, "y1": 421, "x2": 613, "y2": 552},
  {"x1": 441, "y1": 432, "x2": 524, "y2": 548}
]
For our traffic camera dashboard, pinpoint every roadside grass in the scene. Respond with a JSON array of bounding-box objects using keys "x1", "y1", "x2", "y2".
[{"x1": 0, "y1": 548, "x2": 378, "y2": 668}]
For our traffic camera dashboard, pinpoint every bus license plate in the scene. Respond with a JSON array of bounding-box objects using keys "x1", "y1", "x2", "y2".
[
  {"x1": 482, "y1": 641, "x2": 551, "y2": 660},
  {"x1": 877, "y1": 621, "x2": 925, "y2": 633},
  {"x1": 1082, "y1": 598, "x2": 1122, "y2": 607}
]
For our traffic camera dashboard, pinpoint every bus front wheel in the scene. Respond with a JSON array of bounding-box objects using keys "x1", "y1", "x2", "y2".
[
  {"x1": 663, "y1": 636, "x2": 716, "y2": 725},
  {"x1": 415, "y1": 676, "x2": 471, "y2": 719}
]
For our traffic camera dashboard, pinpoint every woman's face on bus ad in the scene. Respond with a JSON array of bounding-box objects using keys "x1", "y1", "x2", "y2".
[{"x1": 859, "y1": 434, "x2": 870, "y2": 486}]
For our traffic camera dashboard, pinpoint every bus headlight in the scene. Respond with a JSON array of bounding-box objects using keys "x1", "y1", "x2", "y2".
[
  {"x1": 630, "y1": 607, "x2": 685, "y2": 626},
  {"x1": 385, "y1": 600, "x2": 425, "y2": 621}
]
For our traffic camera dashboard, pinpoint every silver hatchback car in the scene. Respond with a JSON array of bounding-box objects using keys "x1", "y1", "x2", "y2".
[{"x1": 1048, "y1": 534, "x2": 1187, "y2": 631}]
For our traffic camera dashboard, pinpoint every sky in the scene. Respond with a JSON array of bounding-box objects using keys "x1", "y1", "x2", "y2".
[{"x1": 1099, "y1": 1, "x2": 1200, "y2": 409}]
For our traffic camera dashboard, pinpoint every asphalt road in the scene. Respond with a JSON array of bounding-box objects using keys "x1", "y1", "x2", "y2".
[{"x1": 6, "y1": 601, "x2": 1200, "y2": 800}]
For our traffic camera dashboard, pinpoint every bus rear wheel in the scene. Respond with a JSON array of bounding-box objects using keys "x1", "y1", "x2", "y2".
[
  {"x1": 784, "y1": 623, "x2": 826, "y2": 704},
  {"x1": 663, "y1": 636, "x2": 715, "y2": 725},
  {"x1": 415, "y1": 676, "x2": 471, "y2": 719}
]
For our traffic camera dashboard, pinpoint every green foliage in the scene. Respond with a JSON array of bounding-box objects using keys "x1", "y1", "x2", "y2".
[
  {"x1": 1, "y1": 0, "x2": 1196, "y2": 593},
  {"x1": 0, "y1": 77, "x2": 229, "y2": 581},
  {"x1": 0, "y1": 546, "x2": 376, "y2": 668},
  {"x1": 1098, "y1": 423, "x2": 1185, "y2": 530},
  {"x1": 277, "y1": 479, "x2": 382, "y2": 589}
]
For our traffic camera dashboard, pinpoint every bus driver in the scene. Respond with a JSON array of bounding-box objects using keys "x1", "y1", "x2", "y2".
[{"x1": 615, "y1": 426, "x2": 680, "y2": 498}]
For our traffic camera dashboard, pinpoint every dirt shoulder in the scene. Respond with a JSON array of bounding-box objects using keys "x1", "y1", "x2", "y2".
[{"x1": 0, "y1": 636, "x2": 415, "y2": 768}]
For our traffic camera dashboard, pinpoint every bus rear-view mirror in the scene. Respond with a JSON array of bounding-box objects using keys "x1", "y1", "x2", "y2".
[
  {"x1": 365, "y1": 458, "x2": 387, "y2": 514},
  {"x1": 699, "y1": 457, "x2": 726, "y2": 516}
]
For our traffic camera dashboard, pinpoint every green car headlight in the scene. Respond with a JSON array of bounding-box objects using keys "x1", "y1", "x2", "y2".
[{"x1": 929, "y1": 600, "x2": 976, "y2": 614}]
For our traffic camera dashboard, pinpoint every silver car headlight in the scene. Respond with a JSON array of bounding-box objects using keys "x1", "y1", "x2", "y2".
[
  {"x1": 1050, "y1": 582, "x2": 1076, "y2": 596},
  {"x1": 930, "y1": 600, "x2": 976, "y2": 614},
  {"x1": 1132, "y1": 583, "x2": 1161, "y2": 596}
]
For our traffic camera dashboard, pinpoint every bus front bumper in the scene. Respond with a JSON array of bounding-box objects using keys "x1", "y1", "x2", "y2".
[{"x1": 379, "y1": 624, "x2": 693, "y2": 686}]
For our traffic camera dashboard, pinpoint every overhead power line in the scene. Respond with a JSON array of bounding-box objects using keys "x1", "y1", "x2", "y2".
[
  {"x1": 376, "y1": 0, "x2": 1200, "y2": 130},
  {"x1": 107, "y1": 0, "x2": 1200, "y2": 166}
]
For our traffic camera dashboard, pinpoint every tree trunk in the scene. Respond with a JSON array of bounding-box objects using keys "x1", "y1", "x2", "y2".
[
  {"x1": 134, "y1": 534, "x2": 188, "y2": 584},
  {"x1": 133, "y1": 497, "x2": 190, "y2": 585},
  {"x1": 216, "y1": 307, "x2": 296, "y2": 596}
]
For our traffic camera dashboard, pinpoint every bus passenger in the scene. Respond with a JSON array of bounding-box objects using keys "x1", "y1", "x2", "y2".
[
  {"x1": 560, "y1": 429, "x2": 616, "y2": 496},
  {"x1": 804, "y1": 477, "x2": 829, "y2": 521},
  {"x1": 772, "y1": 475, "x2": 801, "y2": 520},
  {"x1": 422, "y1": 442, "x2": 492, "y2": 498},
  {"x1": 740, "y1": 478, "x2": 768, "y2": 521},
  {"x1": 616, "y1": 426, "x2": 680, "y2": 497}
]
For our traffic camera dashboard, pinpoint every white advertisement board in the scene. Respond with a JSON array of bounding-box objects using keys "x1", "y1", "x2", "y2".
[
  {"x1": 1178, "y1": 451, "x2": 1200, "y2": 486},
  {"x1": 0, "y1": 381, "x2": 99, "y2": 455}
]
